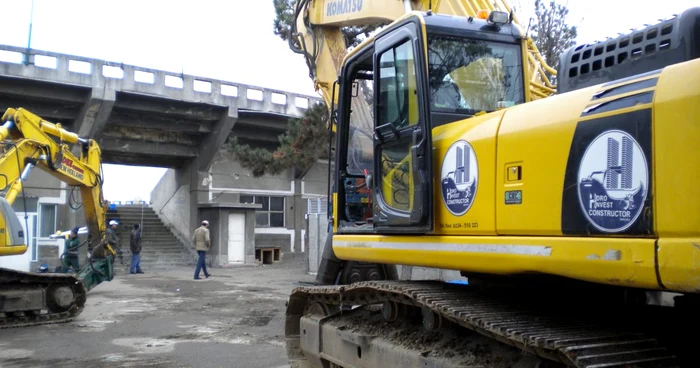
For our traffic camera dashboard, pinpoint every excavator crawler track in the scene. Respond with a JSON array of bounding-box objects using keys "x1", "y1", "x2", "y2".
[
  {"x1": 0, "y1": 267, "x2": 88, "y2": 329},
  {"x1": 286, "y1": 280, "x2": 685, "y2": 367}
]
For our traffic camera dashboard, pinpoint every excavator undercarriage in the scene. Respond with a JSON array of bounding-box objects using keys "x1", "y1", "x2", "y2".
[
  {"x1": 286, "y1": 276, "x2": 699, "y2": 368},
  {"x1": 0, "y1": 268, "x2": 87, "y2": 329}
]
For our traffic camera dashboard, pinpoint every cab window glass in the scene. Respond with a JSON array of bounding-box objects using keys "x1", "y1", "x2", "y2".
[{"x1": 378, "y1": 39, "x2": 419, "y2": 130}]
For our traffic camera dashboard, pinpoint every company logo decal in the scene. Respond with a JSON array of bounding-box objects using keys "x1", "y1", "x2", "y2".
[
  {"x1": 441, "y1": 140, "x2": 478, "y2": 216},
  {"x1": 326, "y1": 0, "x2": 363, "y2": 16},
  {"x1": 577, "y1": 130, "x2": 648, "y2": 233},
  {"x1": 60, "y1": 157, "x2": 85, "y2": 180}
]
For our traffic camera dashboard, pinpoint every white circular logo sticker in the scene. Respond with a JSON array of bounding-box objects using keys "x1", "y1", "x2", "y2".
[
  {"x1": 440, "y1": 140, "x2": 478, "y2": 216},
  {"x1": 577, "y1": 130, "x2": 648, "y2": 233}
]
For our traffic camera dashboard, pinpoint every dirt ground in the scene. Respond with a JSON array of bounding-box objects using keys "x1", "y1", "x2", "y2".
[{"x1": 0, "y1": 262, "x2": 316, "y2": 368}]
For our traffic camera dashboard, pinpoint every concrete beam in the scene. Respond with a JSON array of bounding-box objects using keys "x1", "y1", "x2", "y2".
[
  {"x1": 232, "y1": 128, "x2": 282, "y2": 143},
  {"x1": 0, "y1": 76, "x2": 89, "y2": 103},
  {"x1": 108, "y1": 109, "x2": 212, "y2": 134},
  {"x1": 114, "y1": 92, "x2": 222, "y2": 121},
  {"x1": 99, "y1": 137, "x2": 198, "y2": 158},
  {"x1": 75, "y1": 83, "x2": 115, "y2": 138},
  {"x1": 198, "y1": 106, "x2": 237, "y2": 171},
  {"x1": 101, "y1": 125, "x2": 198, "y2": 145},
  {"x1": 0, "y1": 97, "x2": 81, "y2": 121},
  {"x1": 235, "y1": 113, "x2": 290, "y2": 131},
  {"x1": 100, "y1": 153, "x2": 186, "y2": 168}
]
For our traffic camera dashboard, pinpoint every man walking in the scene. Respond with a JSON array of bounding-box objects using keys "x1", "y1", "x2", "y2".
[
  {"x1": 192, "y1": 220, "x2": 211, "y2": 280},
  {"x1": 62, "y1": 227, "x2": 81, "y2": 272},
  {"x1": 130, "y1": 223, "x2": 144, "y2": 274}
]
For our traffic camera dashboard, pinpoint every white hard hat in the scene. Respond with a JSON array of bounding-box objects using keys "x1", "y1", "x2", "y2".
[{"x1": 109, "y1": 220, "x2": 119, "y2": 226}]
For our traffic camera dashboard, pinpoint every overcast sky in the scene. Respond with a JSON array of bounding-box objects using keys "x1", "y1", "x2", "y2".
[{"x1": 1, "y1": 0, "x2": 696, "y2": 201}]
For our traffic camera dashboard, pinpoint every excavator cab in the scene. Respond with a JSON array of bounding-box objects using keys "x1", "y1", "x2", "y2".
[
  {"x1": 333, "y1": 10, "x2": 527, "y2": 235},
  {"x1": 0, "y1": 197, "x2": 26, "y2": 254}
]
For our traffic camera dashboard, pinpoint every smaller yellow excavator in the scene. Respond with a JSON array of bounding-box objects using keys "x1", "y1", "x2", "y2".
[{"x1": 0, "y1": 107, "x2": 117, "y2": 329}]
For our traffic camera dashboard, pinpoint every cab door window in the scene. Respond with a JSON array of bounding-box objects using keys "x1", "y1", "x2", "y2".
[{"x1": 376, "y1": 39, "x2": 419, "y2": 213}]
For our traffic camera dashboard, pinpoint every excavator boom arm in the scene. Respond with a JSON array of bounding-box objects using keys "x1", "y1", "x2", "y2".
[
  {"x1": 289, "y1": 0, "x2": 556, "y2": 110},
  {"x1": 0, "y1": 108, "x2": 108, "y2": 254}
]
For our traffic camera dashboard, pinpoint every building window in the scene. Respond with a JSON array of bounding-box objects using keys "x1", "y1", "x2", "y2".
[
  {"x1": 39, "y1": 204, "x2": 57, "y2": 238},
  {"x1": 240, "y1": 195, "x2": 285, "y2": 228},
  {"x1": 307, "y1": 198, "x2": 328, "y2": 215}
]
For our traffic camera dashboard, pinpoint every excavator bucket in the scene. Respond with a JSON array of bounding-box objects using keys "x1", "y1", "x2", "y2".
[{"x1": 0, "y1": 197, "x2": 27, "y2": 255}]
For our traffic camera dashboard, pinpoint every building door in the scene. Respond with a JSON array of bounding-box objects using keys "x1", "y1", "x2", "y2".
[
  {"x1": 227, "y1": 213, "x2": 245, "y2": 263},
  {"x1": 0, "y1": 213, "x2": 36, "y2": 272}
]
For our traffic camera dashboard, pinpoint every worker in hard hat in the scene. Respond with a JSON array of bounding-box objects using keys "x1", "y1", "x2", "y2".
[
  {"x1": 61, "y1": 227, "x2": 81, "y2": 273},
  {"x1": 106, "y1": 220, "x2": 124, "y2": 265}
]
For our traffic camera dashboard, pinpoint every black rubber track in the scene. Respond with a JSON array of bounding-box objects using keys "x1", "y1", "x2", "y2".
[
  {"x1": 285, "y1": 280, "x2": 683, "y2": 368},
  {"x1": 0, "y1": 267, "x2": 87, "y2": 329}
]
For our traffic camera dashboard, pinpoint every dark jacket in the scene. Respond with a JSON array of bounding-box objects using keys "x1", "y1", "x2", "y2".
[
  {"x1": 106, "y1": 227, "x2": 119, "y2": 248},
  {"x1": 64, "y1": 237, "x2": 80, "y2": 256},
  {"x1": 130, "y1": 228, "x2": 142, "y2": 254}
]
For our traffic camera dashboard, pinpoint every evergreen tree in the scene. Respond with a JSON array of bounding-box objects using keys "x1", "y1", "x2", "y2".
[{"x1": 223, "y1": 102, "x2": 330, "y2": 177}]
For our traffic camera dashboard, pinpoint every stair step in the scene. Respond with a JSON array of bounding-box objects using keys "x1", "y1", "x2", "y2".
[
  {"x1": 110, "y1": 217, "x2": 162, "y2": 221},
  {"x1": 111, "y1": 220, "x2": 164, "y2": 224},
  {"x1": 131, "y1": 247, "x2": 185, "y2": 251},
  {"x1": 106, "y1": 206, "x2": 192, "y2": 266},
  {"x1": 132, "y1": 248, "x2": 187, "y2": 252}
]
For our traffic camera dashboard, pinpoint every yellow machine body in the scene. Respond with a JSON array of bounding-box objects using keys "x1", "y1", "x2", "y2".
[{"x1": 333, "y1": 56, "x2": 700, "y2": 295}]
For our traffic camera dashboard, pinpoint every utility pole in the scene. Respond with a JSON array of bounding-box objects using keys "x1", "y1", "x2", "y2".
[{"x1": 24, "y1": 0, "x2": 35, "y2": 65}]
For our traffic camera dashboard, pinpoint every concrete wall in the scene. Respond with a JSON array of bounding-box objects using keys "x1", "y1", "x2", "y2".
[
  {"x1": 151, "y1": 169, "x2": 190, "y2": 243},
  {"x1": 302, "y1": 162, "x2": 329, "y2": 197},
  {"x1": 210, "y1": 156, "x2": 294, "y2": 191}
]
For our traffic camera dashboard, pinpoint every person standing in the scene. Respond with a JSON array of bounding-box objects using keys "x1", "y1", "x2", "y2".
[
  {"x1": 130, "y1": 223, "x2": 144, "y2": 274},
  {"x1": 106, "y1": 220, "x2": 123, "y2": 264},
  {"x1": 62, "y1": 227, "x2": 81, "y2": 272},
  {"x1": 192, "y1": 220, "x2": 211, "y2": 280}
]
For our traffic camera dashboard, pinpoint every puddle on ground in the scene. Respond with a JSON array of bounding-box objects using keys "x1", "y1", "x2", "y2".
[
  {"x1": 71, "y1": 319, "x2": 117, "y2": 332},
  {"x1": 0, "y1": 348, "x2": 34, "y2": 359},
  {"x1": 112, "y1": 338, "x2": 177, "y2": 354},
  {"x1": 102, "y1": 354, "x2": 124, "y2": 362}
]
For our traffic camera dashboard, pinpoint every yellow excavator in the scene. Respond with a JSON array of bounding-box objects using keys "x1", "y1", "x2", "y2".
[
  {"x1": 0, "y1": 107, "x2": 117, "y2": 328},
  {"x1": 283, "y1": 1, "x2": 700, "y2": 367}
]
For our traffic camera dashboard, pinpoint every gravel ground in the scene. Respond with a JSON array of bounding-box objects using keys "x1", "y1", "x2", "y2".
[{"x1": 0, "y1": 262, "x2": 315, "y2": 368}]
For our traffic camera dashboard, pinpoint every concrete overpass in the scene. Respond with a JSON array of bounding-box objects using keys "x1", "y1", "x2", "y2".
[
  {"x1": 0, "y1": 44, "x2": 322, "y2": 169},
  {"x1": 0, "y1": 44, "x2": 326, "y2": 265}
]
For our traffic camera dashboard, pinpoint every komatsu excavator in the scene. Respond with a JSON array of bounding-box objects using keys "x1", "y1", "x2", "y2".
[
  {"x1": 0, "y1": 107, "x2": 117, "y2": 328},
  {"x1": 283, "y1": 1, "x2": 700, "y2": 367}
]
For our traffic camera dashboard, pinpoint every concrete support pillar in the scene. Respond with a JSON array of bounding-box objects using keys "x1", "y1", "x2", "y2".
[
  {"x1": 180, "y1": 158, "x2": 210, "y2": 235},
  {"x1": 75, "y1": 82, "x2": 116, "y2": 139},
  {"x1": 198, "y1": 106, "x2": 237, "y2": 171}
]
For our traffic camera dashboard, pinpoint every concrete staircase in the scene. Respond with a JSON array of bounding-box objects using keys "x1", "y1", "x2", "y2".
[{"x1": 106, "y1": 204, "x2": 195, "y2": 269}]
